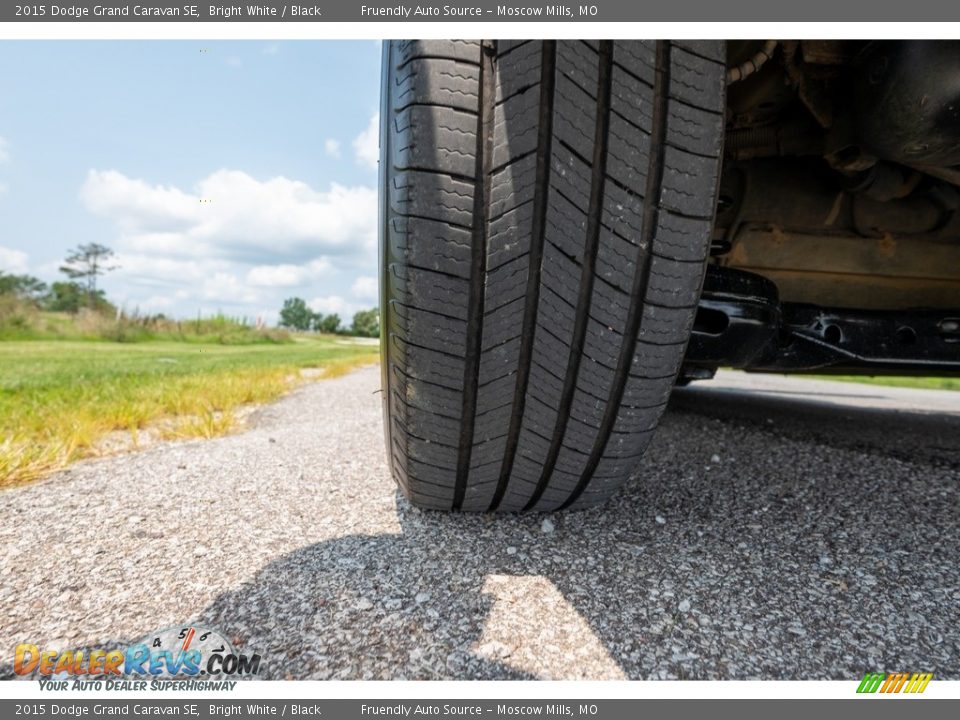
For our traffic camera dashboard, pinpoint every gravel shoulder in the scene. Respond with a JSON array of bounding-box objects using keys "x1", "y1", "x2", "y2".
[{"x1": 1, "y1": 366, "x2": 958, "y2": 680}]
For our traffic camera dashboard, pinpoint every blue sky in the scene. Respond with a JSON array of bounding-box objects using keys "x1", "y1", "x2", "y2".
[{"x1": 0, "y1": 40, "x2": 382, "y2": 324}]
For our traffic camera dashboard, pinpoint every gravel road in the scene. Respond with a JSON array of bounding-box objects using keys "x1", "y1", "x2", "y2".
[{"x1": 1, "y1": 366, "x2": 958, "y2": 680}]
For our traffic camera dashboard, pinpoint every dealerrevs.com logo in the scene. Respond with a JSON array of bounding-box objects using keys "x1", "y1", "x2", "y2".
[{"x1": 14, "y1": 625, "x2": 261, "y2": 690}]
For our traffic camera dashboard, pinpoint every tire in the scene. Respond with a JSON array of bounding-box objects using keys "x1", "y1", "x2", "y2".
[{"x1": 380, "y1": 39, "x2": 726, "y2": 512}]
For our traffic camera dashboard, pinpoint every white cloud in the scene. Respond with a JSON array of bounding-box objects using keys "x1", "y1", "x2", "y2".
[
  {"x1": 225, "y1": 56, "x2": 243, "y2": 68},
  {"x1": 203, "y1": 272, "x2": 260, "y2": 304},
  {"x1": 113, "y1": 253, "x2": 206, "y2": 285},
  {"x1": 246, "y1": 258, "x2": 330, "y2": 288},
  {"x1": 246, "y1": 264, "x2": 304, "y2": 288},
  {"x1": 0, "y1": 245, "x2": 29, "y2": 273},
  {"x1": 79, "y1": 168, "x2": 378, "y2": 324},
  {"x1": 324, "y1": 138, "x2": 341, "y2": 158},
  {"x1": 351, "y1": 275, "x2": 378, "y2": 302},
  {"x1": 139, "y1": 295, "x2": 175, "y2": 311},
  {"x1": 81, "y1": 169, "x2": 377, "y2": 264},
  {"x1": 119, "y1": 288, "x2": 190, "y2": 313},
  {"x1": 262, "y1": 43, "x2": 280, "y2": 55},
  {"x1": 353, "y1": 113, "x2": 379, "y2": 170},
  {"x1": 119, "y1": 231, "x2": 210, "y2": 258},
  {"x1": 81, "y1": 171, "x2": 198, "y2": 233},
  {"x1": 0, "y1": 183, "x2": 7, "y2": 195},
  {"x1": 309, "y1": 295, "x2": 349, "y2": 315}
]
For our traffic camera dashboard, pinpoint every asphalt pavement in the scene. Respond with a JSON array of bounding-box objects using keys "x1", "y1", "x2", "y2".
[{"x1": 1, "y1": 367, "x2": 958, "y2": 680}]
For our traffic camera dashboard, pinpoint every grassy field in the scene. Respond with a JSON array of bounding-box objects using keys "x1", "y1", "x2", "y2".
[
  {"x1": 806, "y1": 375, "x2": 960, "y2": 391},
  {"x1": 0, "y1": 297, "x2": 291, "y2": 344},
  {"x1": 0, "y1": 336, "x2": 379, "y2": 487}
]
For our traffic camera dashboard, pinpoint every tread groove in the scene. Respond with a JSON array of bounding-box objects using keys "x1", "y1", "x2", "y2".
[
  {"x1": 488, "y1": 41, "x2": 557, "y2": 513},
  {"x1": 391, "y1": 163, "x2": 476, "y2": 184},
  {"x1": 560, "y1": 41, "x2": 672, "y2": 510},
  {"x1": 523, "y1": 41, "x2": 614, "y2": 512},
  {"x1": 453, "y1": 42, "x2": 495, "y2": 511}
]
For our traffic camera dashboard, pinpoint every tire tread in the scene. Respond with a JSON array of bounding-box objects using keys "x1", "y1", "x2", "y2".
[{"x1": 381, "y1": 39, "x2": 725, "y2": 512}]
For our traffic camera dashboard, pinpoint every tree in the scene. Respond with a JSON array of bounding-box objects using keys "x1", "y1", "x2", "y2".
[
  {"x1": 351, "y1": 308, "x2": 380, "y2": 338},
  {"x1": 279, "y1": 297, "x2": 314, "y2": 331},
  {"x1": 59, "y1": 243, "x2": 117, "y2": 306},
  {"x1": 0, "y1": 272, "x2": 47, "y2": 302},
  {"x1": 45, "y1": 281, "x2": 114, "y2": 314},
  {"x1": 316, "y1": 313, "x2": 341, "y2": 334},
  {"x1": 45, "y1": 282, "x2": 83, "y2": 313}
]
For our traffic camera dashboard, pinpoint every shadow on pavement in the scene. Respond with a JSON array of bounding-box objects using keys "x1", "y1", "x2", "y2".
[{"x1": 670, "y1": 383, "x2": 960, "y2": 470}]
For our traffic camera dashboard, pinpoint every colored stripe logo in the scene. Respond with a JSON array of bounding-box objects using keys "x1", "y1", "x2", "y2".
[{"x1": 857, "y1": 672, "x2": 933, "y2": 694}]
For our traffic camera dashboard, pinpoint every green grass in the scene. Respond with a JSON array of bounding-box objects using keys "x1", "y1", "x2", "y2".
[
  {"x1": 0, "y1": 336, "x2": 379, "y2": 487},
  {"x1": 805, "y1": 375, "x2": 960, "y2": 391}
]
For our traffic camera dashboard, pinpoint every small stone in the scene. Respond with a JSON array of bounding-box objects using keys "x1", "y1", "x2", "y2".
[
  {"x1": 541, "y1": 518, "x2": 555, "y2": 533},
  {"x1": 506, "y1": 546, "x2": 517, "y2": 555},
  {"x1": 193, "y1": 546, "x2": 208, "y2": 557},
  {"x1": 710, "y1": 454, "x2": 721, "y2": 463},
  {"x1": 355, "y1": 598, "x2": 374, "y2": 611},
  {"x1": 477, "y1": 640, "x2": 512, "y2": 659},
  {"x1": 414, "y1": 591, "x2": 431, "y2": 604},
  {"x1": 678, "y1": 599, "x2": 691, "y2": 613},
  {"x1": 787, "y1": 625, "x2": 807, "y2": 636},
  {"x1": 655, "y1": 515, "x2": 666, "y2": 525}
]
